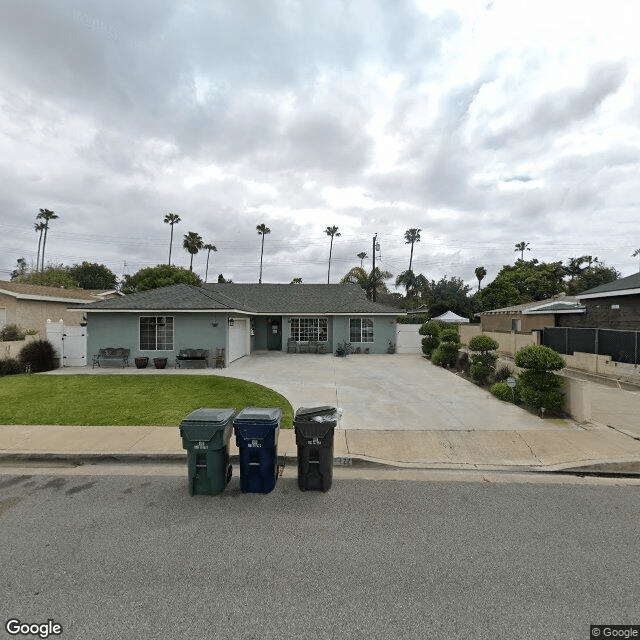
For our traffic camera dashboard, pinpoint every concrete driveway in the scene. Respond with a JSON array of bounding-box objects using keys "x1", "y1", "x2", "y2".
[{"x1": 219, "y1": 352, "x2": 549, "y2": 431}]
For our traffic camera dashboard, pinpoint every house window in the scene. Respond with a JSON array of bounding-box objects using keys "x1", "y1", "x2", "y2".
[
  {"x1": 350, "y1": 318, "x2": 374, "y2": 343},
  {"x1": 290, "y1": 318, "x2": 328, "y2": 342},
  {"x1": 511, "y1": 319, "x2": 522, "y2": 332},
  {"x1": 140, "y1": 316, "x2": 174, "y2": 350}
]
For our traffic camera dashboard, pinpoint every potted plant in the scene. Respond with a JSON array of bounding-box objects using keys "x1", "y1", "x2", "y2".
[
  {"x1": 153, "y1": 357, "x2": 168, "y2": 369},
  {"x1": 135, "y1": 356, "x2": 149, "y2": 369}
]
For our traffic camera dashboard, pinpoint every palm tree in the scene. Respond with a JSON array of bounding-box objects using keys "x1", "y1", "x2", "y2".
[
  {"x1": 396, "y1": 269, "x2": 427, "y2": 301},
  {"x1": 475, "y1": 266, "x2": 487, "y2": 290},
  {"x1": 325, "y1": 226, "x2": 341, "y2": 284},
  {"x1": 404, "y1": 228, "x2": 421, "y2": 272},
  {"x1": 291, "y1": 277, "x2": 303, "y2": 284},
  {"x1": 164, "y1": 212, "x2": 181, "y2": 265},
  {"x1": 633, "y1": 249, "x2": 640, "y2": 272},
  {"x1": 203, "y1": 243, "x2": 218, "y2": 282},
  {"x1": 182, "y1": 231, "x2": 204, "y2": 271},
  {"x1": 514, "y1": 241, "x2": 530, "y2": 260},
  {"x1": 357, "y1": 252, "x2": 367, "y2": 268},
  {"x1": 256, "y1": 223, "x2": 271, "y2": 283},
  {"x1": 34, "y1": 221, "x2": 46, "y2": 272},
  {"x1": 36, "y1": 209, "x2": 59, "y2": 272},
  {"x1": 341, "y1": 266, "x2": 392, "y2": 302}
]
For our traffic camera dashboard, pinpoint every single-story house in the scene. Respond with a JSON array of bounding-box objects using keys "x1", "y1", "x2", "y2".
[
  {"x1": 75, "y1": 283, "x2": 402, "y2": 366},
  {"x1": 569, "y1": 272, "x2": 640, "y2": 331},
  {"x1": 0, "y1": 281, "x2": 118, "y2": 337},
  {"x1": 479, "y1": 295, "x2": 585, "y2": 332}
]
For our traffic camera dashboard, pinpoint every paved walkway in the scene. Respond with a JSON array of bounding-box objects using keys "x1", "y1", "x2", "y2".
[{"x1": 4, "y1": 353, "x2": 639, "y2": 472}]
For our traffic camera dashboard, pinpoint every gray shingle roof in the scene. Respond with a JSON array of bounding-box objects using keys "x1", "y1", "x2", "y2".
[
  {"x1": 77, "y1": 283, "x2": 401, "y2": 315},
  {"x1": 481, "y1": 295, "x2": 583, "y2": 315},
  {"x1": 578, "y1": 272, "x2": 640, "y2": 297}
]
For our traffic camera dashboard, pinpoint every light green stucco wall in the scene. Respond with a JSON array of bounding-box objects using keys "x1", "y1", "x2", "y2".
[{"x1": 86, "y1": 312, "x2": 230, "y2": 365}]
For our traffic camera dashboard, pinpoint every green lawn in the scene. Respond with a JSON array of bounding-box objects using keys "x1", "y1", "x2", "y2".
[{"x1": 0, "y1": 375, "x2": 293, "y2": 428}]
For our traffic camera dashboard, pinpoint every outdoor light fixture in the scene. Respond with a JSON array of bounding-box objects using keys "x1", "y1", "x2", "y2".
[
  {"x1": 229, "y1": 318, "x2": 234, "y2": 326},
  {"x1": 211, "y1": 321, "x2": 219, "y2": 327}
]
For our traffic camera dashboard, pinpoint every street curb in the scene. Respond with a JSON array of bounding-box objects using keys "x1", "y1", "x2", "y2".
[{"x1": 1, "y1": 451, "x2": 638, "y2": 475}]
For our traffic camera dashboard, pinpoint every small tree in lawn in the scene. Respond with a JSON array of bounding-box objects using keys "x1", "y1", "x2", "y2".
[
  {"x1": 419, "y1": 320, "x2": 441, "y2": 358},
  {"x1": 514, "y1": 345, "x2": 566, "y2": 414},
  {"x1": 431, "y1": 326, "x2": 461, "y2": 368},
  {"x1": 468, "y1": 335, "x2": 499, "y2": 383}
]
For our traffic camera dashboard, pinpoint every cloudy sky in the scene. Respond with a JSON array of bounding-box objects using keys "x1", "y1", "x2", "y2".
[{"x1": 1, "y1": 0, "x2": 639, "y2": 289}]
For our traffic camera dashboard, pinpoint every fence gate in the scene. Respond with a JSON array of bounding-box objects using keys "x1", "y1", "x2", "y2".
[{"x1": 46, "y1": 320, "x2": 87, "y2": 367}]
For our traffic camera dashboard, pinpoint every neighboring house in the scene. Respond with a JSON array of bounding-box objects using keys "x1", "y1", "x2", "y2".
[
  {"x1": 568, "y1": 272, "x2": 640, "y2": 331},
  {"x1": 0, "y1": 281, "x2": 118, "y2": 337},
  {"x1": 479, "y1": 295, "x2": 585, "y2": 332},
  {"x1": 75, "y1": 283, "x2": 402, "y2": 366}
]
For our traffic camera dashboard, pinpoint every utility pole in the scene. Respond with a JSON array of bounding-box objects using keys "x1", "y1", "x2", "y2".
[{"x1": 372, "y1": 234, "x2": 377, "y2": 302}]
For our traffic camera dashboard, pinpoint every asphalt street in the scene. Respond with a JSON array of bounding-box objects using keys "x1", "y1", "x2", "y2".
[{"x1": 1, "y1": 468, "x2": 639, "y2": 640}]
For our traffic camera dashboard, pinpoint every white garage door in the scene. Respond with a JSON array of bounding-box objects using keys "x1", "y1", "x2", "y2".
[{"x1": 228, "y1": 318, "x2": 250, "y2": 363}]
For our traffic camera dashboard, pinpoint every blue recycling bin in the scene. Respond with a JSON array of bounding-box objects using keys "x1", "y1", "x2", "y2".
[{"x1": 233, "y1": 407, "x2": 282, "y2": 494}]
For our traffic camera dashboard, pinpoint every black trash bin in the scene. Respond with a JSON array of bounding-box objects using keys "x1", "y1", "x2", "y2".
[
  {"x1": 294, "y1": 406, "x2": 339, "y2": 492},
  {"x1": 180, "y1": 408, "x2": 236, "y2": 496},
  {"x1": 233, "y1": 407, "x2": 282, "y2": 494}
]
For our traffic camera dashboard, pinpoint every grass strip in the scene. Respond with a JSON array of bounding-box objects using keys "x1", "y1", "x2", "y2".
[{"x1": 0, "y1": 375, "x2": 293, "y2": 428}]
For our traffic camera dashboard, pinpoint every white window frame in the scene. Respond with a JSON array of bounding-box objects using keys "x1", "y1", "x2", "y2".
[
  {"x1": 350, "y1": 318, "x2": 374, "y2": 343},
  {"x1": 290, "y1": 317, "x2": 328, "y2": 342},
  {"x1": 139, "y1": 316, "x2": 174, "y2": 351}
]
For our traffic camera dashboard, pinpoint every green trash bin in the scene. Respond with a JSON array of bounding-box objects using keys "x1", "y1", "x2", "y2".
[{"x1": 180, "y1": 408, "x2": 236, "y2": 496}]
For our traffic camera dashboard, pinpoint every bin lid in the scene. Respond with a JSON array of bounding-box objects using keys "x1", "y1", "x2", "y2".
[
  {"x1": 180, "y1": 408, "x2": 236, "y2": 427},
  {"x1": 234, "y1": 406, "x2": 283, "y2": 426},
  {"x1": 295, "y1": 406, "x2": 337, "y2": 420}
]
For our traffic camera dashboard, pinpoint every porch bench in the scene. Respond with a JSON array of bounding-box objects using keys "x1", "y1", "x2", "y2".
[
  {"x1": 92, "y1": 348, "x2": 130, "y2": 368},
  {"x1": 175, "y1": 348, "x2": 210, "y2": 368}
]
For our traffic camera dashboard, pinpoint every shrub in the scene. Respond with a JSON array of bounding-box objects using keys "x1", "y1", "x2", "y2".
[
  {"x1": 0, "y1": 324, "x2": 26, "y2": 341},
  {"x1": 334, "y1": 341, "x2": 352, "y2": 357},
  {"x1": 440, "y1": 327, "x2": 459, "y2": 342},
  {"x1": 493, "y1": 365, "x2": 513, "y2": 383},
  {"x1": 421, "y1": 335, "x2": 440, "y2": 357},
  {"x1": 0, "y1": 358, "x2": 23, "y2": 376},
  {"x1": 18, "y1": 339, "x2": 57, "y2": 373},
  {"x1": 514, "y1": 345, "x2": 566, "y2": 412},
  {"x1": 490, "y1": 381, "x2": 519, "y2": 403},
  {"x1": 432, "y1": 335, "x2": 461, "y2": 368},
  {"x1": 419, "y1": 320, "x2": 441, "y2": 337},
  {"x1": 468, "y1": 335, "x2": 499, "y2": 383}
]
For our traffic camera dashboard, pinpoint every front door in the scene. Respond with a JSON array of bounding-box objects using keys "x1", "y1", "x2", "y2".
[{"x1": 267, "y1": 318, "x2": 282, "y2": 350}]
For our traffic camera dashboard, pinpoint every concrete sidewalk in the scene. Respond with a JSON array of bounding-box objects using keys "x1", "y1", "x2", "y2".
[{"x1": 2, "y1": 422, "x2": 640, "y2": 473}]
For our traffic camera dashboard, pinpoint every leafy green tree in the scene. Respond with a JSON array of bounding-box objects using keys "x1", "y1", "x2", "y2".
[
  {"x1": 474, "y1": 266, "x2": 487, "y2": 290},
  {"x1": 514, "y1": 241, "x2": 530, "y2": 260},
  {"x1": 68, "y1": 262, "x2": 118, "y2": 289},
  {"x1": 404, "y1": 228, "x2": 421, "y2": 271},
  {"x1": 421, "y1": 276, "x2": 474, "y2": 318},
  {"x1": 514, "y1": 345, "x2": 566, "y2": 413},
  {"x1": 203, "y1": 243, "x2": 218, "y2": 283},
  {"x1": 477, "y1": 259, "x2": 565, "y2": 310},
  {"x1": 256, "y1": 223, "x2": 271, "y2": 283},
  {"x1": 36, "y1": 209, "x2": 59, "y2": 273},
  {"x1": 120, "y1": 265, "x2": 202, "y2": 294},
  {"x1": 164, "y1": 212, "x2": 181, "y2": 265},
  {"x1": 182, "y1": 231, "x2": 203, "y2": 271},
  {"x1": 564, "y1": 257, "x2": 620, "y2": 294},
  {"x1": 217, "y1": 274, "x2": 232, "y2": 283},
  {"x1": 24, "y1": 267, "x2": 77, "y2": 289},
  {"x1": 10, "y1": 258, "x2": 28, "y2": 280},
  {"x1": 325, "y1": 225, "x2": 341, "y2": 284},
  {"x1": 419, "y1": 320, "x2": 441, "y2": 357}
]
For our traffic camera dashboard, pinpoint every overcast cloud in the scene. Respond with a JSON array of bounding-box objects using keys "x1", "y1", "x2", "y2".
[{"x1": 1, "y1": 0, "x2": 639, "y2": 289}]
